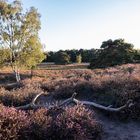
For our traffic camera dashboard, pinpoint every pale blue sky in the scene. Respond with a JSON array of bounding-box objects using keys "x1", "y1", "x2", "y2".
[{"x1": 10, "y1": 0, "x2": 140, "y2": 51}]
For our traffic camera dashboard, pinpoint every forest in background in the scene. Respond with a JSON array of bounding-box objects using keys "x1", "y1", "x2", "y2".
[{"x1": 44, "y1": 39, "x2": 140, "y2": 68}]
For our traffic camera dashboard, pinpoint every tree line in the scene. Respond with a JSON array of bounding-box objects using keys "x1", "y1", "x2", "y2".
[
  {"x1": 43, "y1": 39, "x2": 140, "y2": 68},
  {"x1": 43, "y1": 49, "x2": 97, "y2": 64}
]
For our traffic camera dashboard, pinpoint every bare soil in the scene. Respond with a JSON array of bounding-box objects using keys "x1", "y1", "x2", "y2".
[{"x1": 97, "y1": 114, "x2": 140, "y2": 140}]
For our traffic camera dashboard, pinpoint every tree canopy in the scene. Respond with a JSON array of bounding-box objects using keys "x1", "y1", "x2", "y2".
[
  {"x1": 0, "y1": 0, "x2": 45, "y2": 82},
  {"x1": 90, "y1": 39, "x2": 138, "y2": 68},
  {"x1": 44, "y1": 49, "x2": 97, "y2": 63},
  {"x1": 54, "y1": 51, "x2": 70, "y2": 64},
  {"x1": 76, "y1": 54, "x2": 82, "y2": 63}
]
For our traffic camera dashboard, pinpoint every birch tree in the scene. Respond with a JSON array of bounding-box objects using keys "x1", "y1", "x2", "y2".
[{"x1": 0, "y1": 0, "x2": 45, "y2": 82}]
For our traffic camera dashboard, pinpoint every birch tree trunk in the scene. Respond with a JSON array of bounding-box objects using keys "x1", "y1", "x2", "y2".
[{"x1": 12, "y1": 65, "x2": 21, "y2": 83}]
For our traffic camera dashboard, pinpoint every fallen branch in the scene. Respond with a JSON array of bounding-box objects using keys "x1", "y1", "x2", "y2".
[
  {"x1": 72, "y1": 98, "x2": 134, "y2": 112},
  {"x1": 0, "y1": 82, "x2": 21, "y2": 89},
  {"x1": 16, "y1": 92, "x2": 49, "y2": 110},
  {"x1": 31, "y1": 92, "x2": 46, "y2": 105},
  {"x1": 59, "y1": 92, "x2": 77, "y2": 107},
  {"x1": 16, "y1": 92, "x2": 77, "y2": 110},
  {"x1": 16, "y1": 92, "x2": 134, "y2": 112}
]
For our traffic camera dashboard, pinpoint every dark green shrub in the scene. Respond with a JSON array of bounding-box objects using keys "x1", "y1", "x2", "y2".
[{"x1": 90, "y1": 39, "x2": 135, "y2": 69}]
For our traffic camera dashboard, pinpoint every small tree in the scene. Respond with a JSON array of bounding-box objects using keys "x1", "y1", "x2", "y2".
[
  {"x1": 76, "y1": 54, "x2": 82, "y2": 63},
  {"x1": 0, "y1": 0, "x2": 45, "y2": 82},
  {"x1": 54, "y1": 51, "x2": 70, "y2": 64}
]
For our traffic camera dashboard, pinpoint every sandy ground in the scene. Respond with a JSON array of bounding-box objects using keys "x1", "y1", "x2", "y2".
[{"x1": 97, "y1": 114, "x2": 140, "y2": 140}]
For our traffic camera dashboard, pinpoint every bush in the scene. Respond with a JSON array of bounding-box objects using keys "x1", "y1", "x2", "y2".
[
  {"x1": 76, "y1": 54, "x2": 82, "y2": 63},
  {"x1": 43, "y1": 65, "x2": 140, "y2": 120},
  {"x1": 0, "y1": 104, "x2": 102, "y2": 140},
  {"x1": 0, "y1": 83, "x2": 43, "y2": 106},
  {"x1": 0, "y1": 104, "x2": 30, "y2": 140},
  {"x1": 54, "y1": 51, "x2": 70, "y2": 64},
  {"x1": 27, "y1": 105, "x2": 102, "y2": 140},
  {"x1": 0, "y1": 64, "x2": 140, "y2": 120}
]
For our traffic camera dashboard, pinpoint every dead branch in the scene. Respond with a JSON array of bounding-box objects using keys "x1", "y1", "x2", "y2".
[
  {"x1": 16, "y1": 92, "x2": 49, "y2": 110},
  {"x1": 58, "y1": 92, "x2": 77, "y2": 107},
  {"x1": 16, "y1": 92, "x2": 77, "y2": 110},
  {"x1": 72, "y1": 98, "x2": 134, "y2": 112},
  {"x1": 0, "y1": 82, "x2": 21, "y2": 89},
  {"x1": 31, "y1": 92, "x2": 47, "y2": 105},
  {"x1": 16, "y1": 92, "x2": 134, "y2": 112}
]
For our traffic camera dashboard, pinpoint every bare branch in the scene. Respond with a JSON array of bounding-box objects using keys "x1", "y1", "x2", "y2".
[
  {"x1": 72, "y1": 98, "x2": 134, "y2": 112},
  {"x1": 31, "y1": 92, "x2": 47, "y2": 105},
  {"x1": 58, "y1": 92, "x2": 77, "y2": 107},
  {"x1": 16, "y1": 92, "x2": 134, "y2": 112}
]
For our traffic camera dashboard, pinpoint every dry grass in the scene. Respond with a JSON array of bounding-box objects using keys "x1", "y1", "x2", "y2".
[{"x1": 37, "y1": 63, "x2": 89, "y2": 70}]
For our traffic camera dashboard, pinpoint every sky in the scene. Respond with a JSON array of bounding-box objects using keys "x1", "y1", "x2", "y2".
[{"x1": 10, "y1": 0, "x2": 140, "y2": 51}]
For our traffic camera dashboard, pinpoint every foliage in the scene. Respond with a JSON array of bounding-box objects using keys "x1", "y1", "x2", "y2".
[
  {"x1": 0, "y1": 104, "x2": 30, "y2": 140},
  {"x1": 76, "y1": 54, "x2": 82, "y2": 63},
  {"x1": 133, "y1": 49, "x2": 140, "y2": 62},
  {"x1": 66, "y1": 49, "x2": 78, "y2": 62},
  {"x1": 54, "y1": 51, "x2": 70, "y2": 64},
  {"x1": 39, "y1": 64, "x2": 140, "y2": 119},
  {"x1": 0, "y1": 48, "x2": 11, "y2": 67},
  {"x1": 0, "y1": 64, "x2": 140, "y2": 120},
  {"x1": 19, "y1": 36, "x2": 45, "y2": 68},
  {"x1": 79, "y1": 49, "x2": 97, "y2": 62},
  {"x1": 25, "y1": 105, "x2": 102, "y2": 140},
  {"x1": 44, "y1": 42, "x2": 140, "y2": 66},
  {"x1": 90, "y1": 39, "x2": 135, "y2": 68},
  {"x1": 44, "y1": 49, "x2": 97, "y2": 63},
  {"x1": 0, "y1": 82, "x2": 42, "y2": 106},
  {"x1": 0, "y1": 0, "x2": 45, "y2": 81},
  {"x1": 0, "y1": 104, "x2": 101, "y2": 140}
]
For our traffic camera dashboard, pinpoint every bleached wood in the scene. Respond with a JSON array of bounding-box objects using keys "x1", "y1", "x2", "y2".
[{"x1": 16, "y1": 92, "x2": 134, "y2": 112}]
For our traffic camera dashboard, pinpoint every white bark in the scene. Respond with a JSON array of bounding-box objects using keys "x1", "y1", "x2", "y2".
[
  {"x1": 13, "y1": 66, "x2": 21, "y2": 83},
  {"x1": 16, "y1": 92, "x2": 134, "y2": 112},
  {"x1": 72, "y1": 99, "x2": 133, "y2": 112}
]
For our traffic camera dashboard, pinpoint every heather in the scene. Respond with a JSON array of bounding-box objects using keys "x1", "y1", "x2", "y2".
[
  {"x1": 0, "y1": 104, "x2": 30, "y2": 140},
  {"x1": 0, "y1": 104, "x2": 101, "y2": 140},
  {"x1": 0, "y1": 64, "x2": 140, "y2": 120},
  {"x1": 0, "y1": 64, "x2": 140, "y2": 139}
]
